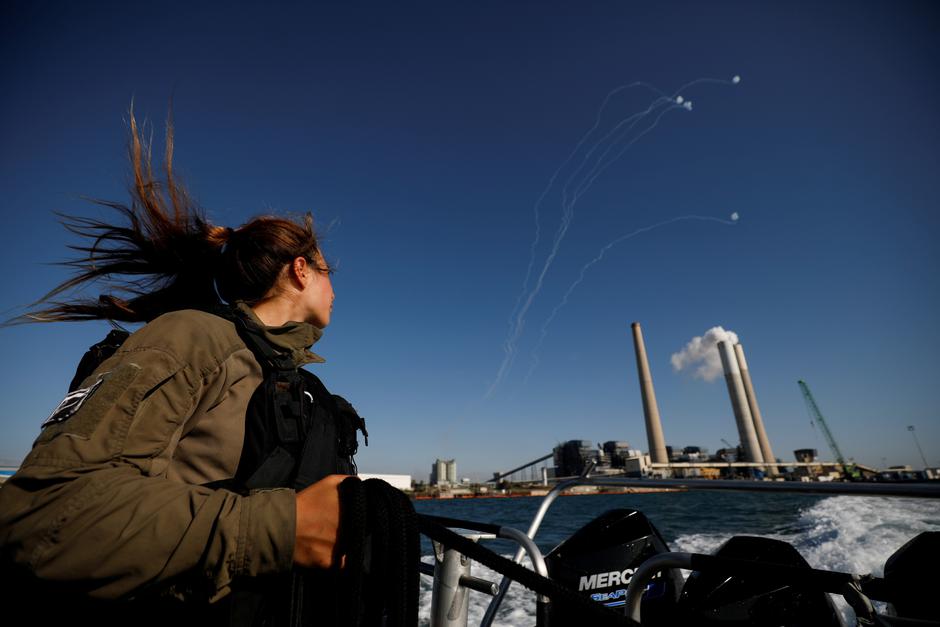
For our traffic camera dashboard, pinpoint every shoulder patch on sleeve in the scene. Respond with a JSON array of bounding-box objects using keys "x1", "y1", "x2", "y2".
[
  {"x1": 43, "y1": 376, "x2": 107, "y2": 427},
  {"x1": 37, "y1": 363, "x2": 143, "y2": 446}
]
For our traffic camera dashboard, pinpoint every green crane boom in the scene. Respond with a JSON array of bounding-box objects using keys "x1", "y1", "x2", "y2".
[{"x1": 797, "y1": 380, "x2": 858, "y2": 479}]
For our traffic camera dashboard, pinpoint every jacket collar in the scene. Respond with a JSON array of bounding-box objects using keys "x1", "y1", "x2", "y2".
[{"x1": 234, "y1": 301, "x2": 325, "y2": 366}]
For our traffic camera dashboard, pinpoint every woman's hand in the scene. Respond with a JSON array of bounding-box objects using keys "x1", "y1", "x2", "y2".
[{"x1": 293, "y1": 474, "x2": 350, "y2": 569}]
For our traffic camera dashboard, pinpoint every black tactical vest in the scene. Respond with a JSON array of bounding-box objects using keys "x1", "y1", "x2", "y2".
[
  {"x1": 216, "y1": 305, "x2": 366, "y2": 494},
  {"x1": 216, "y1": 306, "x2": 368, "y2": 627}
]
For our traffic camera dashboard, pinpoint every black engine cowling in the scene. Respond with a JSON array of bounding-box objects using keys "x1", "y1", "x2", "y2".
[
  {"x1": 540, "y1": 508, "x2": 683, "y2": 626},
  {"x1": 677, "y1": 535, "x2": 841, "y2": 626}
]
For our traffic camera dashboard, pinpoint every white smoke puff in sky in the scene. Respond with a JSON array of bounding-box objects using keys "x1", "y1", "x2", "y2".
[
  {"x1": 730, "y1": 211, "x2": 739, "y2": 221},
  {"x1": 675, "y1": 95, "x2": 684, "y2": 104},
  {"x1": 671, "y1": 326, "x2": 740, "y2": 381},
  {"x1": 732, "y1": 75, "x2": 741, "y2": 84}
]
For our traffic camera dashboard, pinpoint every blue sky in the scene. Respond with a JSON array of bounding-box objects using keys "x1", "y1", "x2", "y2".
[{"x1": 1, "y1": 1, "x2": 937, "y2": 480}]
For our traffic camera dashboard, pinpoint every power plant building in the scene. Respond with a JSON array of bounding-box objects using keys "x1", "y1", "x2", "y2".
[
  {"x1": 794, "y1": 449, "x2": 818, "y2": 463},
  {"x1": 430, "y1": 459, "x2": 457, "y2": 486},
  {"x1": 553, "y1": 440, "x2": 597, "y2": 477},
  {"x1": 603, "y1": 441, "x2": 640, "y2": 468}
]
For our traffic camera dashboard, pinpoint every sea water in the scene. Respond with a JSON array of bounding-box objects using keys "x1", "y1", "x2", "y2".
[{"x1": 414, "y1": 491, "x2": 940, "y2": 626}]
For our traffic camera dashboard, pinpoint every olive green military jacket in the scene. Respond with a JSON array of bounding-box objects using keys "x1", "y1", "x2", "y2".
[{"x1": 0, "y1": 305, "x2": 325, "y2": 602}]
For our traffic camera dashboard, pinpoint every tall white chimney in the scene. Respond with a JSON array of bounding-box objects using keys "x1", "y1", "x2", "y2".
[
  {"x1": 734, "y1": 343, "x2": 778, "y2": 475},
  {"x1": 717, "y1": 341, "x2": 764, "y2": 464},
  {"x1": 631, "y1": 322, "x2": 669, "y2": 464}
]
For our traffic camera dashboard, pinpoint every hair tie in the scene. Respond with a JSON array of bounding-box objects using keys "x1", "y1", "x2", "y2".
[{"x1": 218, "y1": 226, "x2": 235, "y2": 256}]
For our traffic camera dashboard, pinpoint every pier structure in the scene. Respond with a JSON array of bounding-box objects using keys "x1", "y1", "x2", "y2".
[{"x1": 489, "y1": 452, "x2": 554, "y2": 485}]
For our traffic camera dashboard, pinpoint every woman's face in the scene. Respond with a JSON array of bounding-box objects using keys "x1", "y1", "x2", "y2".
[{"x1": 300, "y1": 253, "x2": 334, "y2": 328}]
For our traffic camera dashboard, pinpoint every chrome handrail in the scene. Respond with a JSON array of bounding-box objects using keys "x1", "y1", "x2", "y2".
[
  {"x1": 427, "y1": 522, "x2": 551, "y2": 627},
  {"x1": 480, "y1": 461, "x2": 598, "y2": 626}
]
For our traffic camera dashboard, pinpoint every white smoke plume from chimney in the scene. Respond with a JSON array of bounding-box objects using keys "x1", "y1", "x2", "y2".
[{"x1": 671, "y1": 326, "x2": 740, "y2": 381}]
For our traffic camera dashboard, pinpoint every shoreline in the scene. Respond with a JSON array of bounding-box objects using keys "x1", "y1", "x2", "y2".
[{"x1": 412, "y1": 486, "x2": 681, "y2": 501}]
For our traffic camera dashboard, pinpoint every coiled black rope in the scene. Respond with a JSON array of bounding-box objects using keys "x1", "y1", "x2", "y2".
[{"x1": 338, "y1": 477, "x2": 419, "y2": 627}]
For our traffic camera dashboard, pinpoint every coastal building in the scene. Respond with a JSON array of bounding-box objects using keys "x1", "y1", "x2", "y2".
[
  {"x1": 553, "y1": 440, "x2": 597, "y2": 477},
  {"x1": 430, "y1": 458, "x2": 456, "y2": 486},
  {"x1": 794, "y1": 449, "x2": 818, "y2": 463},
  {"x1": 431, "y1": 459, "x2": 444, "y2": 485},
  {"x1": 622, "y1": 453, "x2": 651, "y2": 477},
  {"x1": 714, "y1": 447, "x2": 738, "y2": 463},
  {"x1": 603, "y1": 441, "x2": 640, "y2": 468}
]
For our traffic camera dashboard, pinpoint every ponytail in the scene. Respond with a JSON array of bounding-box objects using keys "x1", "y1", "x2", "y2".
[{"x1": 14, "y1": 108, "x2": 326, "y2": 324}]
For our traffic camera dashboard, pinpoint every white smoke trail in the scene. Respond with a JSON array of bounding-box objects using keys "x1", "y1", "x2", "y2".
[
  {"x1": 488, "y1": 75, "x2": 742, "y2": 397},
  {"x1": 561, "y1": 96, "x2": 674, "y2": 213},
  {"x1": 671, "y1": 325, "x2": 741, "y2": 382},
  {"x1": 491, "y1": 83, "x2": 668, "y2": 398},
  {"x1": 506, "y1": 83, "x2": 667, "y2": 325},
  {"x1": 525, "y1": 215, "x2": 740, "y2": 381},
  {"x1": 488, "y1": 96, "x2": 679, "y2": 396},
  {"x1": 563, "y1": 74, "x2": 747, "y2": 209}
]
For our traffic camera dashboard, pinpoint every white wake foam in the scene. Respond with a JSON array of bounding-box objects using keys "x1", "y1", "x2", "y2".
[
  {"x1": 672, "y1": 496, "x2": 940, "y2": 625},
  {"x1": 674, "y1": 496, "x2": 940, "y2": 575}
]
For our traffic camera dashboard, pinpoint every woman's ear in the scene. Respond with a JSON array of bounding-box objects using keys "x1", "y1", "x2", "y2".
[{"x1": 290, "y1": 256, "x2": 309, "y2": 286}]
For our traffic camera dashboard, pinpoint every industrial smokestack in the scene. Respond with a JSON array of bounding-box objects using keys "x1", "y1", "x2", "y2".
[
  {"x1": 631, "y1": 322, "x2": 669, "y2": 464},
  {"x1": 717, "y1": 341, "x2": 764, "y2": 464},
  {"x1": 734, "y1": 343, "x2": 778, "y2": 475}
]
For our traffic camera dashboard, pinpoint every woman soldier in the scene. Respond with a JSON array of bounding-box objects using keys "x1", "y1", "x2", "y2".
[{"x1": 0, "y1": 114, "x2": 361, "y2": 623}]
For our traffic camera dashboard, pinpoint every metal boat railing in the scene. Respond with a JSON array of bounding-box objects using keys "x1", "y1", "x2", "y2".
[
  {"x1": 423, "y1": 464, "x2": 940, "y2": 627},
  {"x1": 425, "y1": 528, "x2": 550, "y2": 627}
]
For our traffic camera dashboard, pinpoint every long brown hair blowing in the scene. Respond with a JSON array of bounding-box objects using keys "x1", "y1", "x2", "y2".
[{"x1": 16, "y1": 110, "x2": 326, "y2": 324}]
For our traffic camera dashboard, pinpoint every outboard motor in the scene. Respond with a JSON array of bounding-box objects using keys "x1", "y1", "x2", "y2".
[
  {"x1": 880, "y1": 531, "x2": 939, "y2": 623},
  {"x1": 677, "y1": 536, "x2": 841, "y2": 626},
  {"x1": 540, "y1": 509, "x2": 682, "y2": 626}
]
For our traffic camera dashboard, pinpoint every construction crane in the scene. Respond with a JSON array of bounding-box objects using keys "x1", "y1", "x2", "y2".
[{"x1": 797, "y1": 380, "x2": 860, "y2": 480}]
